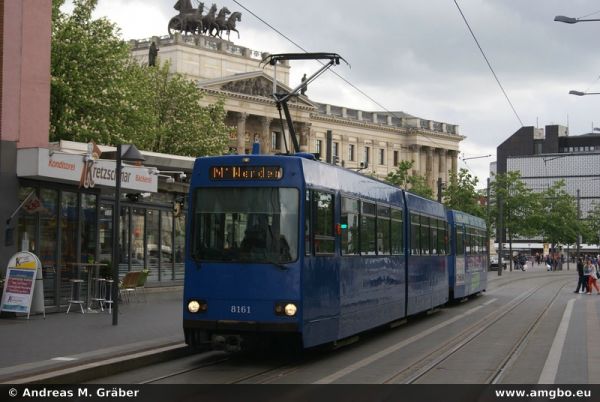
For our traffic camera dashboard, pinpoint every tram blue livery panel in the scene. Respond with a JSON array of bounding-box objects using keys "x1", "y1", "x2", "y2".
[
  {"x1": 183, "y1": 153, "x2": 488, "y2": 349},
  {"x1": 447, "y1": 210, "x2": 488, "y2": 299}
]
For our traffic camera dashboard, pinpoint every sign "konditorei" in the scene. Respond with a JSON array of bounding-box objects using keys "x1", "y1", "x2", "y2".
[{"x1": 16, "y1": 148, "x2": 158, "y2": 193}]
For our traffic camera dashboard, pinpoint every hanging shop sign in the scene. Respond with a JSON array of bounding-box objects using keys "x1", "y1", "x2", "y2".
[
  {"x1": 16, "y1": 148, "x2": 157, "y2": 193},
  {"x1": 1, "y1": 251, "x2": 41, "y2": 316}
]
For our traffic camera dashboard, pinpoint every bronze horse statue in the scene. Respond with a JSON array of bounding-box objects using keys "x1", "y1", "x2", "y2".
[
  {"x1": 168, "y1": 0, "x2": 204, "y2": 36},
  {"x1": 168, "y1": 2, "x2": 242, "y2": 39},
  {"x1": 223, "y1": 11, "x2": 241, "y2": 40},
  {"x1": 201, "y1": 4, "x2": 218, "y2": 36},
  {"x1": 203, "y1": 6, "x2": 231, "y2": 37}
]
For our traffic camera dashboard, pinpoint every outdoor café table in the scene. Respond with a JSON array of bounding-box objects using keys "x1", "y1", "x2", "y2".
[{"x1": 66, "y1": 262, "x2": 108, "y2": 312}]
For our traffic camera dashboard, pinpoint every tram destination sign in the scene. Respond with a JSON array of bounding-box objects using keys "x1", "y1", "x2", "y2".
[{"x1": 210, "y1": 165, "x2": 283, "y2": 180}]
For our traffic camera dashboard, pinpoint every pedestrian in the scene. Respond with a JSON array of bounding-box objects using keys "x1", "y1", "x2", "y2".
[
  {"x1": 585, "y1": 259, "x2": 599, "y2": 295},
  {"x1": 574, "y1": 257, "x2": 587, "y2": 294}
]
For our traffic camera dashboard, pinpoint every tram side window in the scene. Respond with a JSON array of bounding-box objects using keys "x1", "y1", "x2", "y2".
[
  {"x1": 305, "y1": 191, "x2": 311, "y2": 255},
  {"x1": 421, "y1": 216, "x2": 431, "y2": 255},
  {"x1": 391, "y1": 208, "x2": 403, "y2": 255},
  {"x1": 361, "y1": 201, "x2": 376, "y2": 255},
  {"x1": 481, "y1": 229, "x2": 488, "y2": 254},
  {"x1": 456, "y1": 228, "x2": 464, "y2": 256},
  {"x1": 341, "y1": 197, "x2": 360, "y2": 255},
  {"x1": 438, "y1": 220, "x2": 447, "y2": 255},
  {"x1": 377, "y1": 205, "x2": 391, "y2": 255},
  {"x1": 314, "y1": 191, "x2": 335, "y2": 254},
  {"x1": 410, "y1": 213, "x2": 420, "y2": 255},
  {"x1": 465, "y1": 229, "x2": 471, "y2": 255},
  {"x1": 431, "y1": 218, "x2": 438, "y2": 255}
]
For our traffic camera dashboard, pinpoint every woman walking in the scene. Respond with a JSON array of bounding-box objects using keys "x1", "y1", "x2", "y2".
[{"x1": 586, "y1": 259, "x2": 600, "y2": 295}]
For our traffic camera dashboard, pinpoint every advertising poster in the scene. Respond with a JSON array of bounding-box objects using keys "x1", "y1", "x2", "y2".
[{"x1": 1, "y1": 252, "x2": 41, "y2": 314}]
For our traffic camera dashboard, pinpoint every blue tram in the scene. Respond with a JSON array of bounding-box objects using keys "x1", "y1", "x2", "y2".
[{"x1": 183, "y1": 151, "x2": 486, "y2": 349}]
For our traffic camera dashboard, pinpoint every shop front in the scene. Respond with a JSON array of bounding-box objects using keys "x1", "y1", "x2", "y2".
[{"x1": 13, "y1": 145, "x2": 188, "y2": 312}]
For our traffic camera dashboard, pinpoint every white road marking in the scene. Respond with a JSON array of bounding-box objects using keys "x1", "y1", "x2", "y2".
[
  {"x1": 314, "y1": 298, "x2": 498, "y2": 384},
  {"x1": 538, "y1": 298, "x2": 575, "y2": 384},
  {"x1": 50, "y1": 357, "x2": 78, "y2": 361}
]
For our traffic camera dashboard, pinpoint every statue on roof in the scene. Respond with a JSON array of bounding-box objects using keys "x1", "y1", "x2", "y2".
[{"x1": 168, "y1": 1, "x2": 243, "y2": 39}]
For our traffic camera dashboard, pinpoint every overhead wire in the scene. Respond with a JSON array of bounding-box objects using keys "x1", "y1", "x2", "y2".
[
  {"x1": 231, "y1": 0, "x2": 451, "y2": 150},
  {"x1": 453, "y1": 0, "x2": 524, "y2": 127},
  {"x1": 584, "y1": 75, "x2": 600, "y2": 93},
  {"x1": 578, "y1": 9, "x2": 600, "y2": 19}
]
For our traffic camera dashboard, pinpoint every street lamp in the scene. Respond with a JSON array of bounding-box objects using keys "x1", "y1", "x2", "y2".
[
  {"x1": 111, "y1": 144, "x2": 145, "y2": 326},
  {"x1": 569, "y1": 90, "x2": 600, "y2": 96},
  {"x1": 554, "y1": 15, "x2": 600, "y2": 24}
]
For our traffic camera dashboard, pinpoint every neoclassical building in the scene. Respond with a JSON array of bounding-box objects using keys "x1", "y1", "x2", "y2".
[{"x1": 130, "y1": 34, "x2": 463, "y2": 198}]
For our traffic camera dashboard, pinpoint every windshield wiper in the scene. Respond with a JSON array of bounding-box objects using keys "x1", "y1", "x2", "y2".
[{"x1": 267, "y1": 258, "x2": 288, "y2": 271}]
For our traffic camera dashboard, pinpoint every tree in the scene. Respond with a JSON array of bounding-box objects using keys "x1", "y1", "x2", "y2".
[
  {"x1": 442, "y1": 168, "x2": 484, "y2": 218},
  {"x1": 127, "y1": 62, "x2": 230, "y2": 156},
  {"x1": 51, "y1": 0, "x2": 136, "y2": 145},
  {"x1": 489, "y1": 171, "x2": 542, "y2": 269},
  {"x1": 583, "y1": 202, "x2": 600, "y2": 247},
  {"x1": 538, "y1": 180, "x2": 581, "y2": 253},
  {"x1": 50, "y1": 0, "x2": 230, "y2": 156},
  {"x1": 385, "y1": 160, "x2": 433, "y2": 200}
]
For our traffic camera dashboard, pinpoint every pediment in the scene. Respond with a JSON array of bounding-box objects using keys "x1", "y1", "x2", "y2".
[
  {"x1": 221, "y1": 75, "x2": 282, "y2": 98},
  {"x1": 198, "y1": 72, "x2": 315, "y2": 107}
]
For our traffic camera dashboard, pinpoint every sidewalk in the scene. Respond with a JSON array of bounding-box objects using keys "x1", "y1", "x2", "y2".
[{"x1": 0, "y1": 287, "x2": 185, "y2": 383}]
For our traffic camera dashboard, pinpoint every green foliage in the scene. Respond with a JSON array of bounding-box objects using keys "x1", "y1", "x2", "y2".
[
  {"x1": 126, "y1": 62, "x2": 230, "y2": 156},
  {"x1": 489, "y1": 171, "x2": 542, "y2": 242},
  {"x1": 51, "y1": 0, "x2": 132, "y2": 144},
  {"x1": 583, "y1": 202, "x2": 600, "y2": 245},
  {"x1": 385, "y1": 160, "x2": 414, "y2": 188},
  {"x1": 50, "y1": 0, "x2": 229, "y2": 156},
  {"x1": 384, "y1": 160, "x2": 433, "y2": 200},
  {"x1": 538, "y1": 180, "x2": 581, "y2": 246},
  {"x1": 407, "y1": 175, "x2": 434, "y2": 200},
  {"x1": 442, "y1": 168, "x2": 484, "y2": 218}
]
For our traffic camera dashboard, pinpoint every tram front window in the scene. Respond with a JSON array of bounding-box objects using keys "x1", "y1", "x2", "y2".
[{"x1": 192, "y1": 187, "x2": 299, "y2": 263}]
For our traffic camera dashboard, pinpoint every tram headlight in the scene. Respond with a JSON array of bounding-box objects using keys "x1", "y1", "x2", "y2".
[
  {"x1": 188, "y1": 300, "x2": 207, "y2": 313},
  {"x1": 275, "y1": 302, "x2": 298, "y2": 317},
  {"x1": 284, "y1": 303, "x2": 297, "y2": 317}
]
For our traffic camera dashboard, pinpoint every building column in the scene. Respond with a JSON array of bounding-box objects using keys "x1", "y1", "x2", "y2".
[
  {"x1": 439, "y1": 149, "x2": 448, "y2": 183},
  {"x1": 410, "y1": 144, "x2": 421, "y2": 175},
  {"x1": 433, "y1": 148, "x2": 440, "y2": 189},
  {"x1": 425, "y1": 146, "x2": 434, "y2": 188},
  {"x1": 449, "y1": 150, "x2": 458, "y2": 176},
  {"x1": 260, "y1": 116, "x2": 272, "y2": 154},
  {"x1": 298, "y1": 122, "x2": 312, "y2": 153},
  {"x1": 236, "y1": 112, "x2": 248, "y2": 154}
]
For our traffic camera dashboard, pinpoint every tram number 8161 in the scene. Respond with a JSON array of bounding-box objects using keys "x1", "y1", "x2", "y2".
[{"x1": 231, "y1": 305, "x2": 252, "y2": 314}]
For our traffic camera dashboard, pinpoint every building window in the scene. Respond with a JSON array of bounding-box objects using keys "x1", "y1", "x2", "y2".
[
  {"x1": 271, "y1": 132, "x2": 281, "y2": 151},
  {"x1": 393, "y1": 150, "x2": 399, "y2": 166},
  {"x1": 316, "y1": 139, "x2": 322, "y2": 157},
  {"x1": 348, "y1": 144, "x2": 355, "y2": 161},
  {"x1": 333, "y1": 142, "x2": 339, "y2": 158},
  {"x1": 364, "y1": 146, "x2": 370, "y2": 164},
  {"x1": 379, "y1": 149, "x2": 385, "y2": 165}
]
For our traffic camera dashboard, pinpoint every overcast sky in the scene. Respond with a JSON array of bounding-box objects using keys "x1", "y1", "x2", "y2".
[{"x1": 75, "y1": 0, "x2": 600, "y2": 187}]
